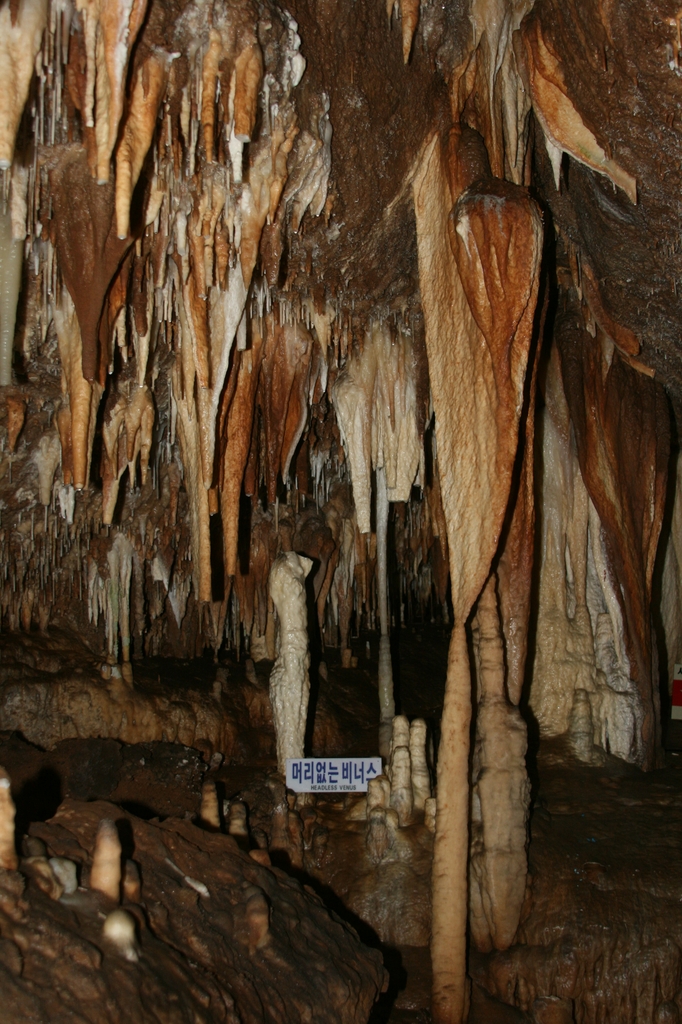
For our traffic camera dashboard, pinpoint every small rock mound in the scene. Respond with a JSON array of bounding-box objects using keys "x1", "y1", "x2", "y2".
[{"x1": 0, "y1": 798, "x2": 387, "y2": 1023}]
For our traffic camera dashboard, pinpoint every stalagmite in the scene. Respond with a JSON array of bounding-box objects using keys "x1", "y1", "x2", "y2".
[
  {"x1": 389, "y1": 745, "x2": 413, "y2": 826},
  {"x1": 0, "y1": 0, "x2": 47, "y2": 169},
  {"x1": 367, "y1": 774, "x2": 391, "y2": 813},
  {"x1": 1, "y1": 2, "x2": 680, "y2": 1018},
  {"x1": 90, "y1": 818, "x2": 122, "y2": 900},
  {"x1": 414, "y1": 129, "x2": 542, "y2": 1022},
  {"x1": 50, "y1": 857, "x2": 79, "y2": 895},
  {"x1": 469, "y1": 575, "x2": 530, "y2": 952},
  {"x1": 200, "y1": 779, "x2": 221, "y2": 830},
  {"x1": 366, "y1": 806, "x2": 391, "y2": 863},
  {"x1": 228, "y1": 802, "x2": 249, "y2": 838},
  {"x1": 123, "y1": 859, "x2": 141, "y2": 902},
  {"x1": 410, "y1": 718, "x2": 431, "y2": 811},
  {"x1": 0, "y1": 768, "x2": 18, "y2": 871},
  {"x1": 246, "y1": 889, "x2": 270, "y2": 952},
  {"x1": 102, "y1": 908, "x2": 139, "y2": 961},
  {"x1": 567, "y1": 688, "x2": 604, "y2": 765},
  {"x1": 22, "y1": 856, "x2": 64, "y2": 899},
  {"x1": 389, "y1": 714, "x2": 411, "y2": 768},
  {"x1": 268, "y1": 551, "x2": 313, "y2": 775}
]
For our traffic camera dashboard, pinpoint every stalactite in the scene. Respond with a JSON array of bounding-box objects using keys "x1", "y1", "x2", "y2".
[
  {"x1": 101, "y1": 380, "x2": 154, "y2": 523},
  {"x1": 33, "y1": 431, "x2": 62, "y2": 505},
  {"x1": 458, "y1": 0, "x2": 533, "y2": 183},
  {"x1": 102, "y1": 531, "x2": 134, "y2": 682},
  {"x1": 74, "y1": 0, "x2": 149, "y2": 184},
  {"x1": 259, "y1": 315, "x2": 314, "y2": 503},
  {"x1": 53, "y1": 288, "x2": 103, "y2": 490},
  {"x1": 114, "y1": 49, "x2": 170, "y2": 239},
  {"x1": 496, "y1": 293, "x2": 543, "y2": 706},
  {"x1": 220, "y1": 330, "x2": 264, "y2": 578},
  {"x1": 6, "y1": 396, "x2": 26, "y2": 453},
  {"x1": 557, "y1": 299, "x2": 669, "y2": 768},
  {"x1": 333, "y1": 340, "x2": 376, "y2": 535},
  {"x1": 50, "y1": 150, "x2": 131, "y2": 383},
  {"x1": 516, "y1": 16, "x2": 637, "y2": 203},
  {"x1": 325, "y1": 484, "x2": 356, "y2": 655},
  {"x1": 661, "y1": 452, "x2": 682, "y2": 707},
  {"x1": 0, "y1": 0, "x2": 48, "y2": 169},
  {"x1": 0, "y1": 206, "x2": 24, "y2": 388},
  {"x1": 400, "y1": 0, "x2": 419, "y2": 63},
  {"x1": 530, "y1": 345, "x2": 596, "y2": 740}
]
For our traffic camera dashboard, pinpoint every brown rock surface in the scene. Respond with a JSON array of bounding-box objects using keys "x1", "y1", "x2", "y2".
[
  {"x1": 472, "y1": 739, "x2": 682, "y2": 1024},
  {"x1": 0, "y1": 797, "x2": 386, "y2": 1023}
]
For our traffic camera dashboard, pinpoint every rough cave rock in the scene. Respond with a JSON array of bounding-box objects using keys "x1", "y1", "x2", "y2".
[{"x1": 0, "y1": 0, "x2": 682, "y2": 1020}]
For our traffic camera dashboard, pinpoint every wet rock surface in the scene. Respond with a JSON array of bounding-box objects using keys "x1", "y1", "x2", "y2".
[
  {"x1": 472, "y1": 737, "x2": 682, "y2": 1023},
  {"x1": 0, "y1": 797, "x2": 387, "y2": 1023},
  {"x1": 3, "y1": 626, "x2": 682, "y2": 1020},
  {"x1": 0, "y1": 628, "x2": 382, "y2": 761}
]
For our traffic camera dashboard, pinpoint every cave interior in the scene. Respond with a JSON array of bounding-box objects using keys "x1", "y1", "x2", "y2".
[{"x1": 1, "y1": 0, "x2": 682, "y2": 1020}]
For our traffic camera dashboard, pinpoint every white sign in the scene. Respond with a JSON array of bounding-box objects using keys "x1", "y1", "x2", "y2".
[
  {"x1": 672, "y1": 664, "x2": 682, "y2": 721},
  {"x1": 286, "y1": 757, "x2": 382, "y2": 793}
]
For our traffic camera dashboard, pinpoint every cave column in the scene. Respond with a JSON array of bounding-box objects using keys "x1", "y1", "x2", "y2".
[{"x1": 414, "y1": 128, "x2": 542, "y2": 1023}]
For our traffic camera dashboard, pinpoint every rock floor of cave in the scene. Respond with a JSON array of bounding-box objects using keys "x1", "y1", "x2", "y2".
[{"x1": 3, "y1": 624, "x2": 682, "y2": 1022}]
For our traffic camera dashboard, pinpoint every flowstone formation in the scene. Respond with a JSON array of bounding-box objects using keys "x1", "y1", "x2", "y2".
[
  {"x1": 0, "y1": 767, "x2": 387, "y2": 1023},
  {"x1": 0, "y1": 0, "x2": 682, "y2": 1020}
]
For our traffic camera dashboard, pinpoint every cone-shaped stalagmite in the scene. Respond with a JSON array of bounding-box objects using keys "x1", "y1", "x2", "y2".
[
  {"x1": 469, "y1": 575, "x2": 530, "y2": 951},
  {"x1": 0, "y1": 768, "x2": 18, "y2": 871},
  {"x1": 90, "y1": 818, "x2": 122, "y2": 900}
]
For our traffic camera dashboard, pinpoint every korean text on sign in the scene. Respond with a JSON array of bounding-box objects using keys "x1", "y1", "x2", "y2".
[{"x1": 286, "y1": 757, "x2": 382, "y2": 793}]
